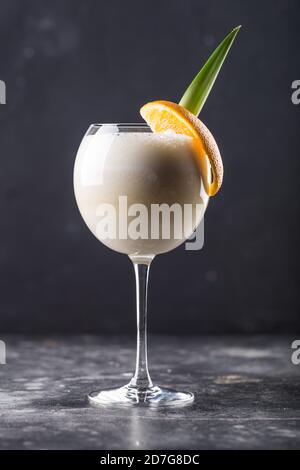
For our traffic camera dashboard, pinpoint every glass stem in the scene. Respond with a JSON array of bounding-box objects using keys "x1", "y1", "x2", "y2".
[{"x1": 129, "y1": 258, "x2": 153, "y2": 390}]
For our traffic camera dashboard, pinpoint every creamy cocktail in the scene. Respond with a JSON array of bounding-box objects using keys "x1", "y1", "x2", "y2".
[
  {"x1": 74, "y1": 127, "x2": 209, "y2": 257},
  {"x1": 73, "y1": 26, "x2": 240, "y2": 407}
]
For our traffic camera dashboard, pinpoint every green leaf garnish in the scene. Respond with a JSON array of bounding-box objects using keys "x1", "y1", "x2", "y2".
[{"x1": 179, "y1": 26, "x2": 241, "y2": 116}]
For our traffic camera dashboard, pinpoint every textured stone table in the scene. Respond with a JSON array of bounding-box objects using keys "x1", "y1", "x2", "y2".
[{"x1": 0, "y1": 335, "x2": 299, "y2": 449}]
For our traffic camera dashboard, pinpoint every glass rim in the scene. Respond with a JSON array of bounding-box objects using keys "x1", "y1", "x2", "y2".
[
  {"x1": 87, "y1": 123, "x2": 151, "y2": 135},
  {"x1": 89, "y1": 123, "x2": 150, "y2": 128}
]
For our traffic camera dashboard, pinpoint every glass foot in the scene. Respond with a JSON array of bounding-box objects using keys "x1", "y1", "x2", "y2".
[{"x1": 88, "y1": 384, "x2": 194, "y2": 408}]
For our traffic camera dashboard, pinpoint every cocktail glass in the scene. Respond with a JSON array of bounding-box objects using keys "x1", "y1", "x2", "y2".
[{"x1": 74, "y1": 123, "x2": 209, "y2": 407}]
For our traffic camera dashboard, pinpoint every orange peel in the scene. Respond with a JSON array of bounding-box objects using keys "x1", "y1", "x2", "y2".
[{"x1": 140, "y1": 100, "x2": 223, "y2": 196}]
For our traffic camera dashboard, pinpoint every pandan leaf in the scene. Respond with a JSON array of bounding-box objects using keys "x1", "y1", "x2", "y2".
[{"x1": 179, "y1": 26, "x2": 241, "y2": 116}]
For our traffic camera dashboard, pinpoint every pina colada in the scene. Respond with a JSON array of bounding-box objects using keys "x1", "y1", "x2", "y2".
[
  {"x1": 73, "y1": 26, "x2": 240, "y2": 406},
  {"x1": 74, "y1": 128, "x2": 209, "y2": 256}
]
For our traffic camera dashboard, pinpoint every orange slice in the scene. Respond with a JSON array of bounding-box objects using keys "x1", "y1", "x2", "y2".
[{"x1": 140, "y1": 100, "x2": 223, "y2": 196}]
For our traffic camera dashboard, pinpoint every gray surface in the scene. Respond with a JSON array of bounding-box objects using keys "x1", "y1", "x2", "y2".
[
  {"x1": 0, "y1": 0, "x2": 299, "y2": 334},
  {"x1": 0, "y1": 335, "x2": 300, "y2": 449}
]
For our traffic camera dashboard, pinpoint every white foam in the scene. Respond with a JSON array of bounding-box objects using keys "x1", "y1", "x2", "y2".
[{"x1": 108, "y1": 130, "x2": 193, "y2": 152}]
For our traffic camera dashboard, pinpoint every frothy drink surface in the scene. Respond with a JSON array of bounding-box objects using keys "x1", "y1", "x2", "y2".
[{"x1": 74, "y1": 131, "x2": 209, "y2": 255}]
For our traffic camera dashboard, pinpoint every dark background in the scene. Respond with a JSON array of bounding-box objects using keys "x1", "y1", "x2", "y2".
[{"x1": 0, "y1": 0, "x2": 299, "y2": 334}]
